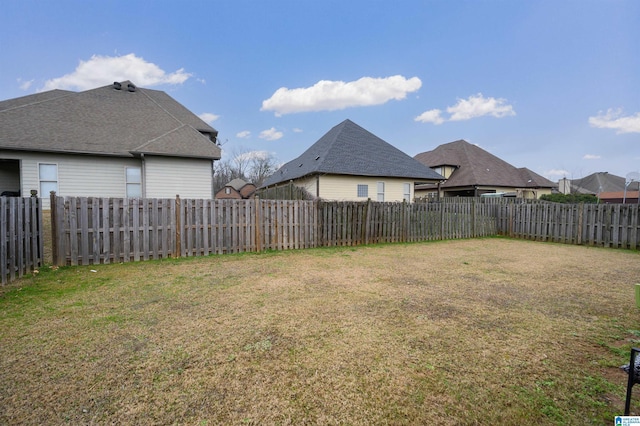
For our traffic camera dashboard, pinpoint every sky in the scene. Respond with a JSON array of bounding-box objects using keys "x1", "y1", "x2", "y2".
[{"x1": 1, "y1": 0, "x2": 639, "y2": 182}]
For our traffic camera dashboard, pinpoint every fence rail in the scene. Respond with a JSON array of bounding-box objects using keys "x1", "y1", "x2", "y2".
[{"x1": 1, "y1": 197, "x2": 43, "y2": 285}]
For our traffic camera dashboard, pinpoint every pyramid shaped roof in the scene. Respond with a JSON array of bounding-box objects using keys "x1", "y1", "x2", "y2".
[{"x1": 262, "y1": 119, "x2": 443, "y2": 187}]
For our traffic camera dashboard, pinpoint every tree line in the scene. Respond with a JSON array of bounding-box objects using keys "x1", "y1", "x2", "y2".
[{"x1": 212, "y1": 149, "x2": 279, "y2": 194}]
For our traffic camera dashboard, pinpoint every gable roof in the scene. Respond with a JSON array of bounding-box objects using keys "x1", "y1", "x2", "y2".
[
  {"x1": 0, "y1": 81, "x2": 221, "y2": 160},
  {"x1": 414, "y1": 140, "x2": 555, "y2": 189},
  {"x1": 226, "y1": 178, "x2": 251, "y2": 191},
  {"x1": 262, "y1": 119, "x2": 443, "y2": 187}
]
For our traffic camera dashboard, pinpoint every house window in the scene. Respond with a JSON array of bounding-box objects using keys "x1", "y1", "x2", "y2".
[
  {"x1": 39, "y1": 163, "x2": 58, "y2": 196},
  {"x1": 225, "y1": 187, "x2": 231, "y2": 194},
  {"x1": 126, "y1": 167, "x2": 142, "y2": 198},
  {"x1": 377, "y1": 181, "x2": 385, "y2": 202},
  {"x1": 403, "y1": 183, "x2": 411, "y2": 202},
  {"x1": 357, "y1": 184, "x2": 368, "y2": 198}
]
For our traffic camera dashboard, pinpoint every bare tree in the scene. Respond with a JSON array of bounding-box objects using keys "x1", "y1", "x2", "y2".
[
  {"x1": 212, "y1": 149, "x2": 279, "y2": 193},
  {"x1": 248, "y1": 152, "x2": 279, "y2": 188}
]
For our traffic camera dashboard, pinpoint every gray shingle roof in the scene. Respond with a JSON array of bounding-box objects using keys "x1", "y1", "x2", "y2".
[
  {"x1": 414, "y1": 140, "x2": 555, "y2": 189},
  {"x1": 227, "y1": 178, "x2": 250, "y2": 191},
  {"x1": 570, "y1": 172, "x2": 625, "y2": 194},
  {"x1": 0, "y1": 81, "x2": 221, "y2": 160},
  {"x1": 262, "y1": 119, "x2": 443, "y2": 187}
]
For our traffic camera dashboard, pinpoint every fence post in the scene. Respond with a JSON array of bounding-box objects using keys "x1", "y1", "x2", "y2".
[
  {"x1": 472, "y1": 198, "x2": 476, "y2": 237},
  {"x1": 255, "y1": 196, "x2": 262, "y2": 252},
  {"x1": 577, "y1": 203, "x2": 584, "y2": 245},
  {"x1": 175, "y1": 195, "x2": 181, "y2": 258},
  {"x1": 50, "y1": 191, "x2": 58, "y2": 266}
]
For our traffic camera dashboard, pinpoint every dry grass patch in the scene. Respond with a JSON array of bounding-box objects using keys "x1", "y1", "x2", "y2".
[{"x1": 1, "y1": 238, "x2": 640, "y2": 424}]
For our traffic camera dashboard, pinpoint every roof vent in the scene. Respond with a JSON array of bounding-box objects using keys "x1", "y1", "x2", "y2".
[
  {"x1": 127, "y1": 83, "x2": 137, "y2": 92},
  {"x1": 113, "y1": 82, "x2": 122, "y2": 90},
  {"x1": 315, "y1": 156, "x2": 320, "y2": 160}
]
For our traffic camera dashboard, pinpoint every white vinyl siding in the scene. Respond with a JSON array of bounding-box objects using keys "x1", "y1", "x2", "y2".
[
  {"x1": 1, "y1": 150, "x2": 142, "y2": 208},
  {"x1": 285, "y1": 175, "x2": 416, "y2": 202},
  {"x1": 144, "y1": 156, "x2": 213, "y2": 199}
]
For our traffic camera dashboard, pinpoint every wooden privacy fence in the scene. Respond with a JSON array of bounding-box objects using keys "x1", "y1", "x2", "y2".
[
  {"x1": 48, "y1": 194, "x2": 640, "y2": 268},
  {"x1": 318, "y1": 199, "x2": 498, "y2": 246},
  {"x1": 49, "y1": 195, "x2": 498, "y2": 266},
  {"x1": 1, "y1": 197, "x2": 43, "y2": 285},
  {"x1": 498, "y1": 202, "x2": 640, "y2": 249}
]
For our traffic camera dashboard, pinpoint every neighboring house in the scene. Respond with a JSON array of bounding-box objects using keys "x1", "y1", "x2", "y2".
[
  {"x1": 0, "y1": 81, "x2": 221, "y2": 208},
  {"x1": 413, "y1": 140, "x2": 555, "y2": 199},
  {"x1": 215, "y1": 178, "x2": 256, "y2": 199},
  {"x1": 558, "y1": 172, "x2": 627, "y2": 196},
  {"x1": 261, "y1": 119, "x2": 443, "y2": 202},
  {"x1": 597, "y1": 191, "x2": 639, "y2": 204}
]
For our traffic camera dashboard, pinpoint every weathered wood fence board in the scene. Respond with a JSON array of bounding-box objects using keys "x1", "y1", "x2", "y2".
[
  {"x1": 47, "y1": 195, "x2": 640, "y2": 267},
  {"x1": 50, "y1": 197, "x2": 499, "y2": 266},
  {"x1": 1, "y1": 197, "x2": 43, "y2": 285},
  {"x1": 499, "y1": 202, "x2": 640, "y2": 249},
  {"x1": 52, "y1": 196, "x2": 176, "y2": 266}
]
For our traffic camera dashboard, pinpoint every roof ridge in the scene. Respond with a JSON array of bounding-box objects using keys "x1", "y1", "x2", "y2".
[
  {"x1": 137, "y1": 85, "x2": 184, "y2": 126},
  {"x1": 132, "y1": 124, "x2": 188, "y2": 152},
  {"x1": 0, "y1": 90, "x2": 74, "y2": 113}
]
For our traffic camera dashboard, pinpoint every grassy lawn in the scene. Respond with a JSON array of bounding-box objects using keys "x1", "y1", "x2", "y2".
[{"x1": 1, "y1": 238, "x2": 640, "y2": 424}]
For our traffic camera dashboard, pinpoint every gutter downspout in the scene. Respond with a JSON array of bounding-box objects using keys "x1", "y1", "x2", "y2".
[
  {"x1": 316, "y1": 174, "x2": 320, "y2": 198},
  {"x1": 141, "y1": 153, "x2": 146, "y2": 197}
]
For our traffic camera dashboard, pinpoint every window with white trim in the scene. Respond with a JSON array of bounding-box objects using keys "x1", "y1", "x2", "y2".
[
  {"x1": 39, "y1": 163, "x2": 58, "y2": 196},
  {"x1": 357, "y1": 184, "x2": 368, "y2": 198},
  {"x1": 403, "y1": 183, "x2": 411, "y2": 202},
  {"x1": 377, "y1": 181, "x2": 385, "y2": 202},
  {"x1": 126, "y1": 167, "x2": 142, "y2": 198}
]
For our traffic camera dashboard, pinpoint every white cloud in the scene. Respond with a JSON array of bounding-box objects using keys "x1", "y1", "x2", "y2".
[
  {"x1": 198, "y1": 113, "x2": 219, "y2": 124},
  {"x1": 414, "y1": 109, "x2": 444, "y2": 124},
  {"x1": 17, "y1": 78, "x2": 33, "y2": 91},
  {"x1": 583, "y1": 154, "x2": 601, "y2": 160},
  {"x1": 40, "y1": 53, "x2": 191, "y2": 91},
  {"x1": 588, "y1": 108, "x2": 640, "y2": 134},
  {"x1": 545, "y1": 169, "x2": 570, "y2": 178},
  {"x1": 235, "y1": 150, "x2": 272, "y2": 162},
  {"x1": 416, "y1": 93, "x2": 515, "y2": 124},
  {"x1": 447, "y1": 93, "x2": 515, "y2": 121},
  {"x1": 261, "y1": 75, "x2": 422, "y2": 116},
  {"x1": 259, "y1": 127, "x2": 284, "y2": 141},
  {"x1": 292, "y1": 128, "x2": 303, "y2": 133},
  {"x1": 236, "y1": 130, "x2": 251, "y2": 139}
]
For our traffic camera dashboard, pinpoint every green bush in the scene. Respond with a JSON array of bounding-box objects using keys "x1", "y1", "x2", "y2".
[{"x1": 540, "y1": 193, "x2": 599, "y2": 204}]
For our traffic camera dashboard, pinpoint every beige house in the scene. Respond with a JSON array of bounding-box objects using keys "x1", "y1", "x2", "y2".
[
  {"x1": 261, "y1": 120, "x2": 443, "y2": 202},
  {"x1": 0, "y1": 81, "x2": 221, "y2": 208},
  {"x1": 414, "y1": 140, "x2": 555, "y2": 199}
]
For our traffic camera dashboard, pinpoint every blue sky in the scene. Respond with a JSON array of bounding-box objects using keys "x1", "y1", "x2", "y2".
[{"x1": 1, "y1": 0, "x2": 638, "y2": 181}]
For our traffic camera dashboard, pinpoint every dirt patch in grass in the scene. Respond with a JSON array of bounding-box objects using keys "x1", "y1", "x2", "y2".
[{"x1": 1, "y1": 238, "x2": 640, "y2": 424}]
